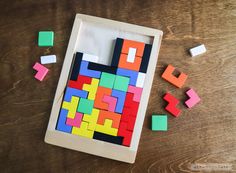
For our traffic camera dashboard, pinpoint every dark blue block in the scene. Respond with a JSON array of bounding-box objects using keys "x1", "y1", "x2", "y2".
[
  {"x1": 139, "y1": 44, "x2": 152, "y2": 73},
  {"x1": 70, "y1": 52, "x2": 83, "y2": 80},
  {"x1": 88, "y1": 62, "x2": 117, "y2": 74},
  {"x1": 93, "y1": 132, "x2": 123, "y2": 145},
  {"x1": 111, "y1": 38, "x2": 124, "y2": 67}
]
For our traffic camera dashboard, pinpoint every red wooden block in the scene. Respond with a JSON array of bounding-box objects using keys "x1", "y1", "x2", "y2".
[
  {"x1": 124, "y1": 93, "x2": 140, "y2": 116},
  {"x1": 68, "y1": 75, "x2": 92, "y2": 90},
  {"x1": 163, "y1": 93, "x2": 181, "y2": 117},
  {"x1": 121, "y1": 113, "x2": 136, "y2": 131},
  {"x1": 118, "y1": 122, "x2": 132, "y2": 146}
]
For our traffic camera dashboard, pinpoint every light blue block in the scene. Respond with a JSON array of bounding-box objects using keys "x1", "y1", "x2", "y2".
[
  {"x1": 79, "y1": 61, "x2": 101, "y2": 78},
  {"x1": 116, "y1": 68, "x2": 138, "y2": 86},
  {"x1": 56, "y1": 109, "x2": 72, "y2": 133},
  {"x1": 111, "y1": 89, "x2": 126, "y2": 113},
  {"x1": 64, "y1": 87, "x2": 88, "y2": 102}
]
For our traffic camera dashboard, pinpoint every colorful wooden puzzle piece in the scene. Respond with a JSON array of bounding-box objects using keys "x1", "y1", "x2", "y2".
[
  {"x1": 151, "y1": 115, "x2": 168, "y2": 131},
  {"x1": 163, "y1": 93, "x2": 181, "y2": 117},
  {"x1": 161, "y1": 64, "x2": 188, "y2": 88},
  {"x1": 185, "y1": 88, "x2": 201, "y2": 108},
  {"x1": 33, "y1": 62, "x2": 49, "y2": 81},
  {"x1": 56, "y1": 38, "x2": 153, "y2": 147},
  {"x1": 38, "y1": 31, "x2": 54, "y2": 47}
]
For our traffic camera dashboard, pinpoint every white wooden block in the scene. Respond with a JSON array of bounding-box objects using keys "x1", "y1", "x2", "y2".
[
  {"x1": 136, "y1": 72, "x2": 146, "y2": 88},
  {"x1": 127, "y1": 48, "x2": 136, "y2": 63},
  {"x1": 40, "y1": 55, "x2": 57, "y2": 64},
  {"x1": 189, "y1": 44, "x2": 206, "y2": 57},
  {"x1": 82, "y1": 53, "x2": 99, "y2": 63}
]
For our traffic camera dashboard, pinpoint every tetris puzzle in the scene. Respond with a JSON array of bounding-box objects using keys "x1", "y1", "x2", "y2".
[{"x1": 45, "y1": 14, "x2": 163, "y2": 163}]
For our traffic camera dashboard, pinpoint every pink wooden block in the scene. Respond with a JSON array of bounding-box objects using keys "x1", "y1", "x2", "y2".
[
  {"x1": 33, "y1": 62, "x2": 49, "y2": 81},
  {"x1": 127, "y1": 85, "x2": 143, "y2": 102},
  {"x1": 185, "y1": 88, "x2": 200, "y2": 108},
  {"x1": 66, "y1": 112, "x2": 83, "y2": 127},
  {"x1": 103, "y1": 95, "x2": 117, "y2": 112}
]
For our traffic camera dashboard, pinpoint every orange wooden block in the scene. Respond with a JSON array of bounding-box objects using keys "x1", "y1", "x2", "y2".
[
  {"x1": 161, "y1": 64, "x2": 188, "y2": 88},
  {"x1": 94, "y1": 86, "x2": 112, "y2": 110},
  {"x1": 118, "y1": 54, "x2": 142, "y2": 71},
  {"x1": 122, "y1": 39, "x2": 145, "y2": 57},
  {"x1": 97, "y1": 110, "x2": 121, "y2": 128}
]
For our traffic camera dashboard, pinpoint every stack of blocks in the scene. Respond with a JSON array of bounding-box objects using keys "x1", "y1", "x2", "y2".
[{"x1": 56, "y1": 38, "x2": 152, "y2": 146}]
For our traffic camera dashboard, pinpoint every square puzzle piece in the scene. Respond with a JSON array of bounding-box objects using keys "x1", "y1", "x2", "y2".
[{"x1": 38, "y1": 31, "x2": 54, "y2": 47}]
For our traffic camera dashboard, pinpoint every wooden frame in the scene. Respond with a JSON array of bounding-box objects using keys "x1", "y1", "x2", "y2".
[{"x1": 44, "y1": 13, "x2": 163, "y2": 163}]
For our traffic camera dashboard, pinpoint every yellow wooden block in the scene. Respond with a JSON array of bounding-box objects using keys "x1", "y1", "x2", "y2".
[
  {"x1": 72, "y1": 122, "x2": 93, "y2": 138},
  {"x1": 95, "y1": 119, "x2": 118, "y2": 136},
  {"x1": 83, "y1": 108, "x2": 99, "y2": 131},
  {"x1": 83, "y1": 78, "x2": 99, "y2": 100},
  {"x1": 62, "y1": 96, "x2": 79, "y2": 119}
]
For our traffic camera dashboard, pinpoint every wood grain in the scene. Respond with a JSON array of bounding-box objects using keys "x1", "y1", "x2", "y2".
[{"x1": 0, "y1": 0, "x2": 236, "y2": 172}]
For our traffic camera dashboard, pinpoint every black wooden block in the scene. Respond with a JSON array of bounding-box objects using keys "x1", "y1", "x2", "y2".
[
  {"x1": 139, "y1": 44, "x2": 152, "y2": 73},
  {"x1": 88, "y1": 62, "x2": 117, "y2": 74},
  {"x1": 70, "y1": 52, "x2": 83, "y2": 80},
  {"x1": 93, "y1": 132, "x2": 123, "y2": 145},
  {"x1": 111, "y1": 38, "x2": 124, "y2": 67}
]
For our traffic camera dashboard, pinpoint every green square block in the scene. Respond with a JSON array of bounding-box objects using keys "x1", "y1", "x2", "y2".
[
  {"x1": 151, "y1": 115, "x2": 168, "y2": 131},
  {"x1": 38, "y1": 31, "x2": 54, "y2": 47},
  {"x1": 99, "y1": 72, "x2": 116, "y2": 88},
  {"x1": 77, "y1": 98, "x2": 94, "y2": 115},
  {"x1": 113, "y1": 75, "x2": 129, "y2": 92}
]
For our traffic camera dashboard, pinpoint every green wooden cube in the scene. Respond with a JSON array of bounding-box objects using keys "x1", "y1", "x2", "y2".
[
  {"x1": 77, "y1": 98, "x2": 94, "y2": 115},
  {"x1": 99, "y1": 72, "x2": 116, "y2": 88},
  {"x1": 113, "y1": 75, "x2": 129, "y2": 92},
  {"x1": 151, "y1": 115, "x2": 168, "y2": 131},
  {"x1": 38, "y1": 31, "x2": 54, "y2": 47}
]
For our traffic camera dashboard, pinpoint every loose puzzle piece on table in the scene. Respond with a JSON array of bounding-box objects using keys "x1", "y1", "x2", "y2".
[{"x1": 56, "y1": 38, "x2": 152, "y2": 147}]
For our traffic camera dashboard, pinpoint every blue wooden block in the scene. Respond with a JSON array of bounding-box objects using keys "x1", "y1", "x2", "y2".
[
  {"x1": 56, "y1": 109, "x2": 72, "y2": 133},
  {"x1": 79, "y1": 60, "x2": 101, "y2": 78},
  {"x1": 64, "y1": 87, "x2": 88, "y2": 102},
  {"x1": 111, "y1": 89, "x2": 126, "y2": 113},
  {"x1": 116, "y1": 68, "x2": 138, "y2": 86}
]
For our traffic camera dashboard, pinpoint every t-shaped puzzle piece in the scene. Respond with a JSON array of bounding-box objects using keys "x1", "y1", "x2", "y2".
[
  {"x1": 185, "y1": 88, "x2": 201, "y2": 108},
  {"x1": 33, "y1": 62, "x2": 49, "y2": 81},
  {"x1": 161, "y1": 64, "x2": 187, "y2": 88},
  {"x1": 163, "y1": 93, "x2": 181, "y2": 117}
]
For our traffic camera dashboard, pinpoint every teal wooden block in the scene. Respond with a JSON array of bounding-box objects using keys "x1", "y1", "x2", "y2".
[
  {"x1": 38, "y1": 31, "x2": 54, "y2": 47},
  {"x1": 151, "y1": 115, "x2": 168, "y2": 131},
  {"x1": 99, "y1": 72, "x2": 116, "y2": 88},
  {"x1": 77, "y1": 98, "x2": 94, "y2": 115},
  {"x1": 113, "y1": 75, "x2": 129, "y2": 92}
]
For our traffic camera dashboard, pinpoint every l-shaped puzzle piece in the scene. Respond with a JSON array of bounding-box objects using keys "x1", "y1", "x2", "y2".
[{"x1": 185, "y1": 88, "x2": 201, "y2": 108}]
